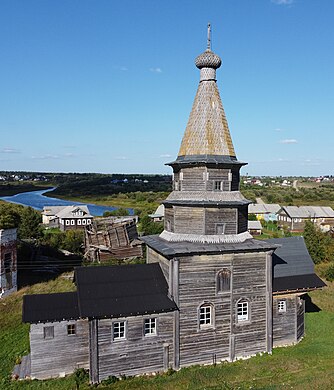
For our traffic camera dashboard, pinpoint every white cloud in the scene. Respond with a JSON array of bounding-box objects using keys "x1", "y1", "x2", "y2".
[
  {"x1": 113, "y1": 156, "x2": 129, "y2": 160},
  {"x1": 159, "y1": 154, "x2": 172, "y2": 158},
  {"x1": 274, "y1": 128, "x2": 284, "y2": 132},
  {"x1": 31, "y1": 154, "x2": 60, "y2": 160},
  {"x1": 1, "y1": 147, "x2": 20, "y2": 153},
  {"x1": 271, "y1": 0, "x2": 294, "y2": 5},
  {"x1": 149, "y1": 67, "x2": 162, "y2": 73},
  {"x1": 279, "y1": 139, "x2": 298, "y2": 144}
]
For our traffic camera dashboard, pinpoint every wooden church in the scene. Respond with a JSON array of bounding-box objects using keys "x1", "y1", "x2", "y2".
[{"x1": 22, "y1": 27, "x2": 324, "y2": 382}]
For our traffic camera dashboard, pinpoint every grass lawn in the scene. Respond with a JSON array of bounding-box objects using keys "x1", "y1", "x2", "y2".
[{"x1": 1, "y1": 277, "x2": 334, "y2": 389}]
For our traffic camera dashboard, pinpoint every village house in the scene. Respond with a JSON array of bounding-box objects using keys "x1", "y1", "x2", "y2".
[
  {"x1": 42, "y1": 205, "x2": 93, "y2": 231},
  {"x1": 277, "y1": 205, "x2": 334, "y2": 232},
  {"x1": 248, "y1": 203, "x2": 281, "y2": 222},
  {"x1": 0, "y1": 228, "x2": 17, "y2": 298},
  {"x1": 247, "y1": 220, "x2": 262, "y2": 235},
  {"x1": 21, "y1": 27, "x2": 325, "y2": 383}
]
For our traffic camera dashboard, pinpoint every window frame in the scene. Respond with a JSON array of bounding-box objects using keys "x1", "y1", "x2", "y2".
[
  {"x1": 198, "y1": 303, "x2": 214, "y2": 329},
  {"x1": 214, "y1": 180, "x2": 223, "y2": 191},
  {"x1": 236, "y1": 299, "x2": 250, "y2": 323},
  {"x1": 278, "y1": 300, "x2": 287, "y2": 313},
  {"x1": 215, "y1": 223, "x2": 226, "y2": 235},
  {"x1": 216, "y1": 268, "x2": 231, "y2": 293},
  {"x1": 112, "y1": 321, "x2": 126, "y2": 341},
  {"x1": 67, "y1": 324, "x2": 76, "y2": 336},
  {"x1": 43, "y1": 326, "x2": 54, "y2": 339},
  {"x1": 144, "y1": 318, "x2": 157, "y2": 337}
]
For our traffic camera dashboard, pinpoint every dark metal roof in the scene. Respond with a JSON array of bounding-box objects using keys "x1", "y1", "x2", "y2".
[
  {"x1": 162, "y1": 200, "x2": 250, "y2": 207},
  {"x1": 75, "y1": 263, "x2": 177, "y2": 318},
  {"x1": 267, "y1": 236, "x2": 326, "y2": 293},
  {"x1": 268, "y1": 236, "x2": 316, "y2": 278},
  {"x1": 166, "y1": 154, "x2": 247, "y2": 168},
  {"x1": 141, "y1": 235, "x2": 278, "y2": 258},
  {"x1": 273, "y1": 274, "x2": 326, "y2": 293},
  {"x1": 22, "y1": 292, "x2": 79, "y2": 323}
]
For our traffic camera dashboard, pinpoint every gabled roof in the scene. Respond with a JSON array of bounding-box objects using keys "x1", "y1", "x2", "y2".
[
  {"x1": 56, "y1": 205, "x2": 93, "y2": 219},
  {"x1": 248, "y1": 203, "x2": 281, "y2": 214},
  {"x1": 281, "y1": 206, "x2": 334, "y2": 219},
  {"x1": 267, "y1": 236, "x2": 326, "y2": 293},
  {"x1": 247, "y1": 220, "x2": 262, "y2": 230},
  {"x1": 23, "y1": 292, "x2": 79, "y2": 323},
  {"x1": 42, "y1": 206, "x2": 66, "y2": 216},
  {"x1": 75, "y1": 263, "x2": 177, "y2": 318},
  {"x1": 148, "y1": 204, "x2": 165, "y2": 218}
]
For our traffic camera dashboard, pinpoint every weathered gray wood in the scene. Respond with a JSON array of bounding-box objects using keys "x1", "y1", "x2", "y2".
[
  {"x1": 172, "y1": 258, "x2": 180, "y2": 369},
  {"x1": 97, "y1": 313, "x2": 174, "y2": 380},
  {"x1": 272, "y1": 295, "x2": 298, "y2": 347},
  {"x1": 266, "y1": 252, "x2": 273, "y2": 353},
  {"x1": 296, "y1": 297, "x2": 305, "y2": 341},
  {"x1": 89, "y1": 319, "x2": 99, "y2": 384},
  {"x1": 29, "y1": 320, "x2": 89, "y2": 380}
]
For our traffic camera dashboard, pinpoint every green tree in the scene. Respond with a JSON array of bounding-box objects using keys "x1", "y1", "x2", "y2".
[
  {"x1": 103, "y1": 207, "x2": 130, "y2": 217},
  {"x1": 248, "y1": 214, "x2": 257, "y2": 221},
  {"x1": 303, "y1": 220, "x2": 326, "y2": 264},
  {"x1": 18, "y1": 206, "x2": 42, "y2": 239},
  {"x1": 62, "y1": 230, "x2": 84, "y2": 254},
  {"x1": 140, "y1": 215, "x2": 164, "y2": 235}
]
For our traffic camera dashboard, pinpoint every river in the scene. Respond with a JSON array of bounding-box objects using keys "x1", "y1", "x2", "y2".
[{"x1": 0, "y1": 188, "x2": 133, "y2": 216}]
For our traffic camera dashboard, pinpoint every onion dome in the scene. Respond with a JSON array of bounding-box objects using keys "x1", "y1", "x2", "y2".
[{"x1": 195, "y1": 49, "x2": 222, "y2": 69}]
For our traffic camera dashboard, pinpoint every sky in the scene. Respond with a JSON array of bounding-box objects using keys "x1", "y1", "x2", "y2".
[{"x1": 0, "y1": 0, "x2": 333, "y2": 177}]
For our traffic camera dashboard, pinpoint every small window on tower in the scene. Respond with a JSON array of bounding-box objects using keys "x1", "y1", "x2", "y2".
[
  {"x1": 214, "y1": 181, "x2": 222, "y2": 191},
  {"x1": 215, "y1": 223, "x2": 226, "y2": 235}
]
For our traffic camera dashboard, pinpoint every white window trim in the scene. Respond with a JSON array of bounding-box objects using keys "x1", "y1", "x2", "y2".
[
  {"x1": 198, "y1": 303, "x2": 214, "y2": 329},
  {"x1": 112, "y1": 321, "x2": 126, "y2": 341},
  {"x1": 278, "y1": 300, "x2": 287, "y2": 313},
  {"x1": 237, "y1": 299, "x2": 250, "y2": 323},
  {"x1": 65, "y1": 220, "x2": 70, "y2": 226},
  {"x1": 144, "y1": 318, "x2": 157, "y2": 337}
]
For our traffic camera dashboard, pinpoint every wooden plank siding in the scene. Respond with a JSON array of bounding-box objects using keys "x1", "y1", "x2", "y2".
[
  {"x1": 238, "y1": 206, "x2": 248, "y2": 234},
  {"x1": 29, "y1": 320, "x2": 89, "y2": 379},
  {"x1": 173, "y1": 251, "x2": 269, "y2": 367},
  {"x1": 180, "y1": 167, "x2": 206, "y2": 192},
  {"x1": 272, "y1": 295, "x2": 299, "y2": 347},
  {"x1": 97, "y1": 313, "x2": 174, "y2": 380},
  {"x1": 174, "y1": 207, "x2": 204, "y2": 235},
  {"x1": 205, "y1": 208, "x2": 237, "y2": 235},
  {"x1": 146, "y1": 248, "x2": 170, "y2": 285}
]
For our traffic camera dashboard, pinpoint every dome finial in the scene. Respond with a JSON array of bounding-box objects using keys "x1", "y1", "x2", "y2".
[{"x1": 207, "y1": 23, "x2": 211, "y2": 50}]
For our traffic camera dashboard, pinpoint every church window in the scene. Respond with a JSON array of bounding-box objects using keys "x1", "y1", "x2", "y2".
[
  {"x1": 82, "y1": 219, "x2": 86, "y2": 225},
  {"x1": 67, "y1": 324, "x2": 76, "y2": 335},
  {"x1": 43, "y1": 326, "x2": 54, "y2": 339},
  {"x1": 77, "y1": 219, "x2": 81, "y2": 225},
  {"x1": 237, "y1": 300, "x2": 249, "y2": 322},
  {"x1": 144, "y1": 318, "x2": 157, "y2": 336},
  {"x1": 214, "y1": 181, "x2": 223, "y2": 191},
  {"x1": 217, "y1": 269, "x2": 231, "y2": 292},
  {"x1": 71, "y1": 219, "x2": 75, "y2": 225},
  {"x1": 199, "y1": 303, "x2": 214, "y2": 328},
  {"x1": 113, "y1": 321, "x2": 126, "y2": 340},
  {"x1": 65, "y1": 220, "x2": 70, "y2": 226},
  {"x1": 278, "y1": 300, "x2": 286, "y2": 313},
  {"x1": 175, "y1": 181, "x2": 179, "y2": 190},
  {"x1": 87, "y1": 219, "x2": 92, "y2": 224},
  {"x1": 215, "y1": 223, "x2": 226, "y2": 235}
]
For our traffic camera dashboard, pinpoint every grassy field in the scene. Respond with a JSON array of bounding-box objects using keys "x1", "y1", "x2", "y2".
[{"x1": 1, "y1": 273, "x2": 334, "y2": 389}]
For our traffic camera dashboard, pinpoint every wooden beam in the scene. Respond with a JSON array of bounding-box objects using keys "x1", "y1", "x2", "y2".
[{"x1": 89, "y1": 319, "x2": 99, "y2": 384}]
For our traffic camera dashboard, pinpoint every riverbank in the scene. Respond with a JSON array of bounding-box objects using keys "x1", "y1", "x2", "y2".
[
  {"x1": 44, "y1": 191, "x2": 169, "y2": 212},
  {"x1": 0, "y1": 183, "x2": 52, "y2": 197}
]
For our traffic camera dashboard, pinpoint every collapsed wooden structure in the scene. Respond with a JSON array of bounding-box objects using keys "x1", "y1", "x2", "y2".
[{"x1": 83, "y1": 216, "x2": 143, "y2": 261}]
